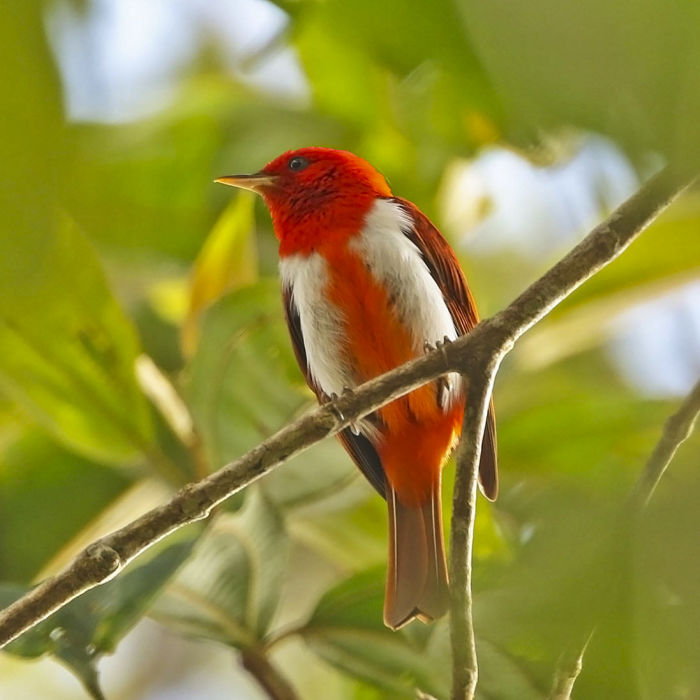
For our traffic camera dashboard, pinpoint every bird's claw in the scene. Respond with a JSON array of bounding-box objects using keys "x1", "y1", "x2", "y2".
[
  {"x1": 323, "y1": 392, "x2": 345, "y2": 421},
  {"x1": 324, "y1": 389, "x2": 360, "y2": 435}
]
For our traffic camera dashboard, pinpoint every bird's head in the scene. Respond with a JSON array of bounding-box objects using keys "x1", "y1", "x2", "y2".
[{"x1": 216, "y1": 147, "x2": 392, "y2": 253}]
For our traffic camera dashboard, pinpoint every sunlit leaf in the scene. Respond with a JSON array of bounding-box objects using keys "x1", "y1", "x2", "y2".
[
  {"x1": 183, "y1": 192, "x2": 258, "y2": 355},
  {"x1": 0, "y1": 430, "x2": 131, "y2": 581},
  {"x1": 0, "y1": 216, "x2": 154, "y2": 464}
]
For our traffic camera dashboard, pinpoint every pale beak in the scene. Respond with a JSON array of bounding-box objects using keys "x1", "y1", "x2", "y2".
[{"x1": 214, "y1": 172, "x2": 278, "y2": 193}]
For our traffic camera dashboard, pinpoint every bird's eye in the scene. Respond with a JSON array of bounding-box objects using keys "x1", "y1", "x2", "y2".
[{"x1": 288, "y1": 156, "x2": 309, "y2": 172}]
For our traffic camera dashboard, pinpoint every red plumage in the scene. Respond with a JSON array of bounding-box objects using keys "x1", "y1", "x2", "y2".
[{"x1": 216, "y1": 148, "x2": 497, "y2": 629}]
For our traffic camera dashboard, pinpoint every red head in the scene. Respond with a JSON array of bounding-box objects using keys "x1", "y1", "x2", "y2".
[{"x1": 216, "y1": 147, "x2": 392, "y2": 255}]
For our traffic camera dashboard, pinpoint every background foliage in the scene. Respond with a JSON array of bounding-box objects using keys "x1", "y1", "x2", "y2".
[{"x1": 1, "y1": 1, "x2": 698, "y2": 698}]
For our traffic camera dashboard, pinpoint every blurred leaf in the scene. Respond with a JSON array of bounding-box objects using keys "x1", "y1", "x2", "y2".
[
  {"x1": 627, "y1": 471, "x2": 700, "y2": 699},
  {"x1": 152, "y1": 488, "x2": 288, "y2": 646},
  {"x1": 0, "y1": 2, "x2": 61, "y2": 254},
  {"x1": 0, "y1": 216, "x2": 154, "y2": 464},
  {"x1": 0, "y1": 430, "x2": 131, "y2": 581},
  {"x1": 295, "y1": 15, "x2": 383, "y2": 126},
  {"x1": 0, "y1": 526, "x2": 199, "y2": 699},
  {"x1": 289, "y1": 494, "x2": 387, "y2": 570},
  {"x1": 516, "y1": 273, "x2": 700, "y2": 372},
  {"x1": 185, "y1": 280, "x2": 306, "y2": 470},
  {"x1": 458, "y1": 0, "x2": 700, "y2": 162},
  {"x1": 497, "y1": 353, "x2": 675, "y2": 486},
  {"x1": 542, "y1": 197, "x2": 700, "y2": 322},
  {"x1": 64, "y1": 85, "x2": 345, "y2": 262},
  {"x1": 302, "y1": 567, "x2": 446, "y2": 698},
  {"x1": 183, "y1": 192, "x2": 258, "y2": 356}
]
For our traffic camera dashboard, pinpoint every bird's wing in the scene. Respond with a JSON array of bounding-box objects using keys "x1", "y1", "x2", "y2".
[
  {"x1": 282, "y1": 284, "x2": 387, "y2": 498},
  {"x1": 394, "y1": 197, "x2": 498, "y2": 500}
]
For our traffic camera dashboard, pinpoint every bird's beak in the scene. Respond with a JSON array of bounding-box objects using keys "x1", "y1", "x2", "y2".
[{"x1": 214, "y1": 172, "x2": 278, "y2": 193}]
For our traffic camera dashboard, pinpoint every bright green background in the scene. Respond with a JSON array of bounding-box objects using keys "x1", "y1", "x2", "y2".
[{"x1": 0, "y1": 2, "x2": 698, "y2": 698}]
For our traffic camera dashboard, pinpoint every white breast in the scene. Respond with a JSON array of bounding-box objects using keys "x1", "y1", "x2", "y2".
[
  {"x1": 280, "y1": 198, "x2": 461, "y2": 408},
  {"x1": 279, "y1": 252, "x2": 352, "y2": 398}
]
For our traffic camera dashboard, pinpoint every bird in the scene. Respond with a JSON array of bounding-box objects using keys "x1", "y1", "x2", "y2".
[{"x1": 216, "y1": 147, "x2": 497, "y2": 630}]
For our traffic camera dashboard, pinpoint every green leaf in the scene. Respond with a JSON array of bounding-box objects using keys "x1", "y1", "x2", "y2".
[
  {"x1": 183, "y1": 192, "x2": 258, "y2": 356},
  {"x1": 289, "y1": 496, "x2": 387, "y2": 570},
  {"x1": 185, "y1": 280, "x2": 306, "y2": 470},
  {"x1": 0, "y1": 216, "x2": 154, "y2": 464},
  {"x1": 0, "y1": 526, "x2": 200, "y2": 699},
  {"x1": 457, "y1": 0, "x2": 700, "y2": 163},
  {"x1": 152, "y1": 488, "x2": 288, "y2": 646},
  {"x1": 302, "y1": 567, "x2": 446, "y2": 698},
  {"x1": 0, "y1": 430, "x2": 131, "y2": 581},
  {"x1": 497, "y1": 352, "x2": 676, "y2": 486}
]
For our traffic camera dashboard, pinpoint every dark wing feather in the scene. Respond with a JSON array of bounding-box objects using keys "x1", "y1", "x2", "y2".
[
  {"x1": 282, "y1": 285, "x2": 387, "y2": 498},
  {"x1": 394, "y1": 198, "x2": 498, "y2": 500}
]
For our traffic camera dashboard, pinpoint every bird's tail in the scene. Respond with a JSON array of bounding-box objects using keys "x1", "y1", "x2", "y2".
[{"x1": 383, "y1": 479, "x2": 449, "y2": 630}]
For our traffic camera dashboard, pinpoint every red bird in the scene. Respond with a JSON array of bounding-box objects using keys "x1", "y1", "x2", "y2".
[{"x1": 216, "y1": 148, "x2": 497, "y2": 630}]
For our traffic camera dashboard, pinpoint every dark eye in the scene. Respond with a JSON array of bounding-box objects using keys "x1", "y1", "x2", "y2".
[{"x1": 288, "y1": 156, "x2": 309, "y2": 172}]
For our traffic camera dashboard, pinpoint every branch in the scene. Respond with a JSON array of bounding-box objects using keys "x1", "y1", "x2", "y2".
[
  {"x1": 0, "y1": 167, "x2": 691, "y2": 651},
  {"x1": 632, "y1": 378, "x2": 700, "y2": 506},
  {"x1": 449, "y1": 366, "x2": 496, "y2": 699}
]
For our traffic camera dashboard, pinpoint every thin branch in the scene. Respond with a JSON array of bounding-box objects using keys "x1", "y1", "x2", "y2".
[
  {"x1": 241, "y1": 649, "x2": 299, "y2": 700},
  {"x1": 632, "y1": 377, "x2": 700, "y2": 506},
  {"x1": 449, "y1": 366, "x2": 497, "y2": 700},
  {"x1": 447, "y1": 166, "x2": 691, "y2": 700},
  {"x1": 0, "y1": 167, "x2": 691, "y2": 650},
  {"x1": 548, "y1": 633, "x2": 593, "y2": 700},
  {"x1": 546, "y1": 377, "x2": 700, "y2": 699}
]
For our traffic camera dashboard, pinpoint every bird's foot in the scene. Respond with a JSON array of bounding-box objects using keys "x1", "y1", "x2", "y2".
[{"x1": 323, "y1": 389, "x2": 361, "y2": 435}]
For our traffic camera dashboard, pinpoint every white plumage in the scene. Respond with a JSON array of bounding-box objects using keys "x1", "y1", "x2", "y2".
[{"x1": 279, "y1": 198, "x2": 460, "y2": 407}]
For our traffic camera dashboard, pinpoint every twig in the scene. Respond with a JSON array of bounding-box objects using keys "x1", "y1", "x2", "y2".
[
  {"x1": 632, "y1": 378, "x2": 700, "y2": 506},
  {"x1": 449, "y1": 367, "x2": 496, "y2": 699},
  {"x1": 0, "y1": 167, "x2": 690, "y2": 652},
  {"x1": 241, "y1": 649, "x2": 300, "y2": 700},
  {"x1": 546, "y1": 378, "x2": 700, "y2": 699},
  {"x1": 448, "y1": 166, "x2": 692, "y2": 700},
  {"x1": 547, "y1": 632, "x2": 593, "y2": 700}
]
